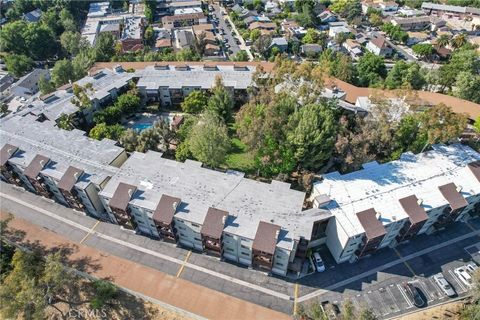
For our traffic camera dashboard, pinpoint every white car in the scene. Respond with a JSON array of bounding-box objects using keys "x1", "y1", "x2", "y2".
[
  {"x1": 454, "y1": 266, "x2": 473, "y2": 287},
  {"x1": 313, "y1": 252, "x2": 326, "y2": 272},
  {"x1": 433, "y1": 273, "x2": 456, "y2": 297}
]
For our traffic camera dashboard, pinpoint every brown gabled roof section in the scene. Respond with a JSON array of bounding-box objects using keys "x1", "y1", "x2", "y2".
[
  {"x1": 152, "y1": 194, "x2": 181, "y2": 225},
  {"x1": 467, "y1": 161, "x2": 480, "y2": 183},
  {"x1": 24, "y1": 154, "x2": 50, "y2": 179},
  {"x1": 201, "y1": 207, "x2": 228, "y2": 239},
  {"x1": 253, "y1": 221, "x2": 280, "y2": 255},
  {"x1": 356, "y1": 208, "x2": 386, "y2": 239},
  {"x1": 439, "y1": 183, "x2": 468, "y2": 211},
  {"x1": 0, "y1": 144, "x2": 19, "y2": 166},
  {"x1": 57, "y1": 166, "x2": 84, "y2": 192},
  {"x1": 109, "y1": 182, "x2": 137, "y2": 211},
  {"x1": 399, "y1": 195, "x2": 428, "y2": 224}
]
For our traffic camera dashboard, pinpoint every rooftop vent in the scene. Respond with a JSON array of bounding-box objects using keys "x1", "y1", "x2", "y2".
[
  {"x1": 417, "y1": 198, "x2": 423, "y2": 206},
  {"x1": 376, "y1": 212, "x2": 382, "y2": 220},
  {"x1": 456, "y1": 185, "x2": 463, "y2": 193}
]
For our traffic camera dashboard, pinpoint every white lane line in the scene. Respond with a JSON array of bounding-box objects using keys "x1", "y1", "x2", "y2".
[
  {"x1": 374, "y1": 289, "x2": 390, "y2": 316},
  {"x1": 428, "y1": 277, "x2": 445, "y2": 300},
  {"x1": 397, "y1": 284, "x2": 414, "y2": 309},
  {"x1": 386, "y1": 286, "x2": 401, "y2": 313},
  {"x1": 0, "y1": 192, "x2": 292, "y2": 301},
  {"x1": 448, "y1": 269, "x2": 467, "y2": 293},
  {"x1": 298, "y1": 227, "x2": 480, "y2": 302}
]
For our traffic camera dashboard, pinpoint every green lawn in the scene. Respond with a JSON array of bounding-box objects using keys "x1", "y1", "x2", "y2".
[{"x1": 224, "y1": 138, "x2": 256, "y2": 174}]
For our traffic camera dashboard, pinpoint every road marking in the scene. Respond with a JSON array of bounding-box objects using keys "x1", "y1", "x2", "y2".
[
  {"x1": 176, "y1": 251, "x2": 192, "y2": 278},
  {"x1": 397, "y1": 284, "x2": 414, "y2": 309},
  {"x1": 448, "y1": 269, "x2": 467, "y2": 293},
  {"x1": 386, "y1": 286, "x2": 401, "y2": 313},
  {"x1": 293, "y1": 283, "x2": 299, "y2": 315},
  {"x1": 428, "y1": 277, "x2": 445, "y2": 299},
  {"x1": 373, "y1": 289, "x2": 390, "y2": 316},
  {"x1": 79, "y1": 220, "x2": 100, "y2": 244},
  {"x1": 393, "y1": 248, "x2": 416, "y2": 277},
  {"x1": 417, "y1": 279, "x2": 434, "y2": 302},
  {"x1": 465, "y1": 221, "x2": 480, "y2": 238},
  {"x1": 0, "y1": 191, "x2": 292, "y2": 301}
]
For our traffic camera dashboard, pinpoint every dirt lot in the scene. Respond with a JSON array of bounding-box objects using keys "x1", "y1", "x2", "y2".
[{"x1": 397, "y1": 300, "x2": 465, "y2": 320}]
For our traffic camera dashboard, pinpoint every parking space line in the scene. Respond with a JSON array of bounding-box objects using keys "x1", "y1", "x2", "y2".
[
  {"x1": 293, "y1": 283, "x2": 299, "y2": 316},
  {"x1": 363, "y1": 292, "x2": 380, "y2": 317},
  {"x1": 417, "y1": 279, "x2": 434, "y2": 302},
  {"x1": 373, "y1": 289, "x2": 390, "y2": 316},
  {"x1": 79, "y1": 220, "x2": 100, "y2": 244},
  {"x1": 393, "y1": 248, "x2": 416, "y2": 276},
  {"x1": 397, "y1": 284, "x2": 414, "y2": 308},
  {"x1": 428, "y1": 277, "x2": 445, "y2": 300},
  {"x1": 176, "y1": 251, "x2": 192, "y2": 278},
  {"x1": 448, "y1": 269, "x2": 467, "y2": 293},
  {"x1": 386, "y1": 286, "x2": 401, "y2": 313}
]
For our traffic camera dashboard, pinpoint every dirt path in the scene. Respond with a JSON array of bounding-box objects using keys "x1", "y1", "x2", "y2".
[{"x1": 1, "y1": 212, "x2": 291, "y2": 320}]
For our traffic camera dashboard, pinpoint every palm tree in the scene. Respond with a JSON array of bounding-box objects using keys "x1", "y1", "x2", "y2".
[
  {"x1": 451, "y1": 33, "x2": 467, "y2": 49},
  {"x1": 436, "y1": 34, "x2": 451, "y2": 48}
]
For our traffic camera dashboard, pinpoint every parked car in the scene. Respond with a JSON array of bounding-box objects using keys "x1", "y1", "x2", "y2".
[
  {"x1": 313, "y1": 252, "x2": 326, "y2": 272},
  {"x1": 403, "y1": 282, "x2": 425, "y2": 307},
  {"x1": 225, "y1": 43, "x2": 231, "y2": 48},
  {"x1": 433, "y1": 273, "x2": 456, "y2": 297},
  {"x1": 455, "y1": 266, "x2": 473, "y2": 287}
]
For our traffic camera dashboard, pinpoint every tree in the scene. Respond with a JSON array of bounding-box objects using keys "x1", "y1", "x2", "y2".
[
  {"x1": 207, "y1": 76, "x2": 234, "y2": 123},
  {"x1": 144, "y1": 26, "x2": 155, "y2": 47},
  {"x1": 90, "y1": 280, "x2": 117, "y2": 310},
  {"x1": 232, "y1": 50, "x2": 249, "y2": 61},
  {"x1": 51, "y1": 59, "x2": 75, "y2": 87},
  {"x1": 119, "y1": 128, "x2": 139, "y2": 152},
  {"x1": 475, "y1": 117, "x2": 480, "y2": 134},
  {"x1": 57, "y1": 113, "x2": 76, "y2": 130},
  {"x1": 369, "y1": 12, "x2": 383, "y2": 27},
  {"x1": 59, "y1": 8, "x2": 77, "y2": 32},
  {"x1": 302, "y1": 28, "x2": 320, "y2": 44},
  {"x1": 287, "y1": 102, "x2": 337, "y2": 171},
  {"x1": 0, "y1": 21, "x2": 28, "y2": 55},
  {"x1": 94, "y1": 32, "x2": 116, "y2": 61},
  {"x1": 23, "y1": 23, "x2": 58, "y2": 60},
  {"x1": 60, "y1": 31, "x2": 88, "y2": 56},
  {"x1": 436, "y1": 34, "x2": 451, "y2": 48},
  {"x1": 252, "y1": 35, "x2": 272, "y2": 59},
  {"x1": 250, "y1": 29, "x2": 262, "y2": 41},
  {"x1": 451, "y1": 33, "x2": 467, "y2": 49},
  {"x1": 453, "y1": 71, "x2": 480, "y2": 103},
  {"x1": 114, "y1": 93, "x2": 141, "y2": 114},
  {"x1": 38, "y1": 75, "x2": 55, "y2": 95},
  {"x1": 4, "y1": 54, "x2": 33, "y2": 77},
  {"x1": 181, "y1": 90, "x2": 208, "y2": 114},
  {"x1": 438, "y1": 49, "x2": 480, "y2": 92},
  {"x1": 356, "y1": 52, "x2": 387, "y2": 87},
  {"x1": 187, "y1": 111, "x2": 230, "y2": 168},
  {"x1": 385, "y1": 61, "x2": 425, "y2": 90},
  {"x1": 412, "y1": 43, "x2": 435, "y2": 60},
  {"x1": 144, "y1": 0, "x2": 156, "y2": 23},
  {"x1": 89, "y1": 123, "x2": 125, "y2": 140}
]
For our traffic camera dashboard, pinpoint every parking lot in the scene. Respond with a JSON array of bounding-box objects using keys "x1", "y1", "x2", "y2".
[{"x1": 211, "y1": 4, "x2": 241, "y2": 58}]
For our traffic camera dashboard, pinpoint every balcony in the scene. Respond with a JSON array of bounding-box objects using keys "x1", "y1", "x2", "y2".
[
  {"x1": 253, "y1": 253, "x2": 273, "y2": 270},
  {"x1": 204, "y1": 239, "x2": 222, "y2": 255}
]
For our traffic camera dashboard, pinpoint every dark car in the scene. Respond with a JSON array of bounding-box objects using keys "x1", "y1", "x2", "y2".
[{"x1": 403, "y1": 282, "x2": 426, "y2": 307}]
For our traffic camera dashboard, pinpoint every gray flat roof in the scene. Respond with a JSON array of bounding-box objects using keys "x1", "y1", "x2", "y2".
[
  {"x1": 0, "y1": 115, "x2": 121, "y2": 188},
  {"x1": 99, "y1": 151, "x2": 310, "y2": 247}
]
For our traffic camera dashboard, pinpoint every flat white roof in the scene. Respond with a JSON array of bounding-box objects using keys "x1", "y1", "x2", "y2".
[{"x1": 312, "y1": 144, "x2": 480, "y2": 237}]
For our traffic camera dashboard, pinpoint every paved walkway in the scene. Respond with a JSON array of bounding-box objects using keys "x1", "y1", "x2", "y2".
[{"x1": 0, "y1": 212, "x2": 291, "y2": 320}]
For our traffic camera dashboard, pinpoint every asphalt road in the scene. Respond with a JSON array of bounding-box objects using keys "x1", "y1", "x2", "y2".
[
  {"x1": 212, "y1": 4, "x2": 241, "y2": 58},
  {"x1": 1, "y1": 181, "x2": 479, "y2": 318}
]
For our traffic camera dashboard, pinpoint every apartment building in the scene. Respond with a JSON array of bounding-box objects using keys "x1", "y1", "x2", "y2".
[
  {"x1": 422, "y1": 2, "x2": 480, "y2": 17},
  {"x1": 311, "y1": 144, "x2": 480, "y2": 264},
  {"x1": 161, "y1": 12, "x2": 206, "y2": 30},
  {"x1": 136, "y1": 64, "x2": 255, "y2": 107},
  {"x1": 390, "y1": 16, "x2": 445, "y2": 31},
  {"x1": 0, "y1": 115, "x2": 127, "y2": 219},
  {"x1": 96, "y1": 150, "x2": 328, "y2": 276}
]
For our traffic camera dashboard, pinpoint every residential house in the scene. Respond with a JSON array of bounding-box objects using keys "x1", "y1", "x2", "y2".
[
  {"x1": 161, "y1": 12, "x2": 206, "y2": 30},
  {"x1": 329, "y1": 25, "x2": 351, "y2": 38},
  {"x1": 407, "y1": 32, "x2": 430, "y2": 46},
  {"x1": 23, "y1": 8, "x2": 42, "y2": 23},
  {"x1": 281, "y1": 19, "x2": 307, "y2": 39},
  {"x1": 175, "y1": 29, "x2": 195, "y2": 50},
  {"x1": 343, "y1": 39, "x2": 363, "y2": 59},
  {"x1": 422, "y1": 2, "x2": 480, "y2": 17},
  {"x1": 301, "y1": 44, "x2": 323, "y2": 56},
  {"x1": 318, "y1": 10, "x2": 337, "y2": 23},
  {"x1": 269, "y1": 37, "x2": 288, "y2": 52},
  {"x1": 9, "y1": 69, "x2": 50, "y2": 98},
  {"x1": 248, "y1": 22, "x2": 277, "y2": 35},
  {"x1": 99, "y1": 23, "x2": 121, "y2": 39},
  {"x1": 391, "y1": 16, "x2": 433, "y2": 31},
  {"x1": 366, "y1": 36, "x2": 392, "y2": 56}
]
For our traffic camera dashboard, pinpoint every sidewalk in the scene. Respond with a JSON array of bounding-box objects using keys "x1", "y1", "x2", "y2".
[{"x1": 1, "y1": 212, "x2": 291, "y2": 320}]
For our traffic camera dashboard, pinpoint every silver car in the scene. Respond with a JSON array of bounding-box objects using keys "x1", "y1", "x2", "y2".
[{"x1": 433, "y1": 273, "x2": 456, "y2": 297}]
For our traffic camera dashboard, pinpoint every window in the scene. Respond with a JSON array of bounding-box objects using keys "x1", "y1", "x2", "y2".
[
  {"x1": 241, "y1": 245, "x2": 249, "y2": 249},
  {"x1": 194, "y1": 237, "x2": 201, "y2": 242},
  {"x1": 178, "y1": 226, "x2": 186, "y2": 230},
  {"x1": 224, "y1": 233, "x2": 232, "y2": 238},
  {"x1": 137, "y1": 220, "x2": 144, "y2": 224},
  {"x1": 275, "y1": 262, "x2": 284, "y2": 267},
  {"x1": 180, "y1": 233, "x2": 186, "y2": 237},
  {"x1": 191, "y1": 223, "x2": 200, "y2": 228},
  {"x1": 241, "y1": 252, "x2": 249, "y2": 256},
  {"x1": 226, "y1": 247, "x2": 234, "y2": 252},
  {"x1": 176, "y1": 219, "x2": 184, "y2": 223}
]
